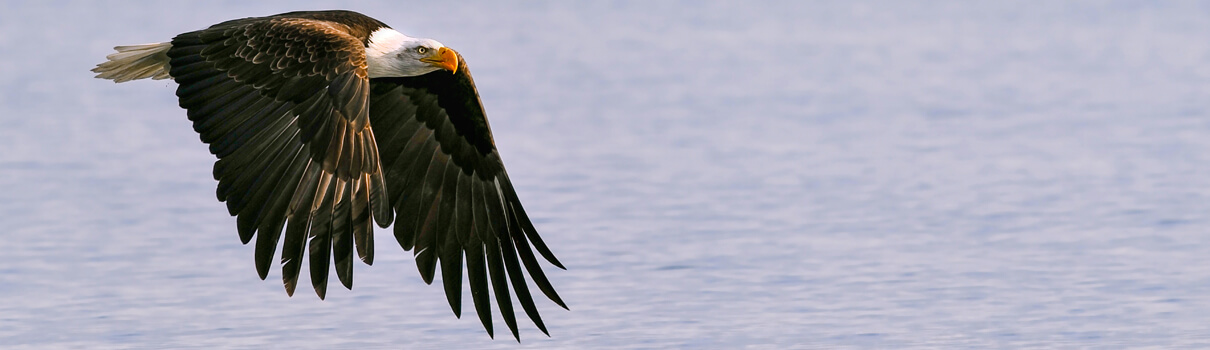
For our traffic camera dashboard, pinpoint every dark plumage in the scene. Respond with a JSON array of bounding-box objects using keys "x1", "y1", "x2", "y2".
[{"x1": 93, "y1": 10, "x2": 565, "y2": 340}]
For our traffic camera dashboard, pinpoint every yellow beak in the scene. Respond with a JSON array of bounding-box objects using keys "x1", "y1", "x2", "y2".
[{"x1": 420, "y1": 47, "x2": 459, "y2": 74}]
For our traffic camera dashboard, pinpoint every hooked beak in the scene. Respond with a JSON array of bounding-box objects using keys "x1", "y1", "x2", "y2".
[{"x1": 420, "y1": 47, "x2": 459, "y2": 74}]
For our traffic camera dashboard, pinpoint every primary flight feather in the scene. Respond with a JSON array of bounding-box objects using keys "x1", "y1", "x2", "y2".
[{"x1": 93, "y1": 10, "x2": 566, "y2": 340}]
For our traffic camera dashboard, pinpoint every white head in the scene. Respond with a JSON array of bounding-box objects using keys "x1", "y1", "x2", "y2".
[{"x1": 366, "y1": 28, "x2": 459, "y2": 78}]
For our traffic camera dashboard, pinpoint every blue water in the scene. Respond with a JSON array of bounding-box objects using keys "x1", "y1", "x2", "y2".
[{"x1": 4, "y1": 1, "x2": 1210, "y2": 348}]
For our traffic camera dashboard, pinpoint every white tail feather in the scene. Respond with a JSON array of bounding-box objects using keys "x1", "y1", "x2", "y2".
[{"x1": 92, "y1": 42, "x2": 173, "y2": 83}]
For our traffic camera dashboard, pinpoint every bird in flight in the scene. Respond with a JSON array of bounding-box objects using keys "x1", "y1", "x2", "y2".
[{"x1": 93, "y1": 10, "x2": 566, "y2": 340}]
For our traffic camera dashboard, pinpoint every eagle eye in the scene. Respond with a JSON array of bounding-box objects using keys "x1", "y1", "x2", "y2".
[{"x1": 416, "y1": 47, "x2": 428, "y2": 55}]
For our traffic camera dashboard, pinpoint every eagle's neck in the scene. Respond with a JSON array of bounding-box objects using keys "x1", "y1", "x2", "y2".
[{"x1": 366, "y1": 28, "x2": 416, "y2": 78}]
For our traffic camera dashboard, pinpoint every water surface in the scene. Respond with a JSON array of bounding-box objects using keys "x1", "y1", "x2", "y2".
[{"x1": 3, "y1": 1, "x2": 1210, "y2": 348}]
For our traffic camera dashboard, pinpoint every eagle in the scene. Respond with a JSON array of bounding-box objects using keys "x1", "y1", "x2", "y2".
[{"x1": 93, "y1": 10, "x2": 566, "y2": 340}]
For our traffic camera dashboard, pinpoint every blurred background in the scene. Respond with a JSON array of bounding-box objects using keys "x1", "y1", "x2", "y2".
[{"x1": 3, "y1": 1, "x2": 1210, "y2": 348}]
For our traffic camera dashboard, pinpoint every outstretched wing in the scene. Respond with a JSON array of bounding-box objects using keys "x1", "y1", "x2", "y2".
[
  {"x1": 166, "y1": 14, "x2": 393, "y2": 299},
  {"x1": 369, "y1": 54, "x2": 566, "y2": 340}
]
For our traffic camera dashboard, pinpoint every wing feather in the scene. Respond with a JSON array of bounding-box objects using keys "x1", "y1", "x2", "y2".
[
  {"x1": 498, "y1": 219, "x2": 549, "y2": 336},
  {"x1": 230, "y1": 113, "x2": 299, "y2": 242},
  {"x1": 307, "y1": 175, "x2": 337, "y2": 299},
  {"x1": 394, "y1": 136, "x2": 438, "y2": 250},
  {"x1": 332, "y1": 177, "x2": 356, "y2": 288},
  {"x1": 413, "y1": 154, "x2": 451, "y2": 284},
  {"x1": 351, "y1": 174, "x2": 375, "y2": 264},
  {"x1": 480, "y1": 181, "x2": 519, "y2": 339},
  {"x1": 253, "y1": 142, "x2": 308, "y2": 279},
  {"x1": 282, "y1": 160, "x2": 321, "y2": 296},
  {"x1": 465, "y1": 242, "x2": 493, "y2": 337}
]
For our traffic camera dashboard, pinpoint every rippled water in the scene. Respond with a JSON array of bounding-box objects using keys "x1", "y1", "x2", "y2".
[{"x1": 4, "y1": 1, "x2": 1210, "y2": 348}]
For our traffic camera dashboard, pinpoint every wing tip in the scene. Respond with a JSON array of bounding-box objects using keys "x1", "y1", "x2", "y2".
[{"x1": 549, "y1": 256, "x2": 567, "y2": 270}]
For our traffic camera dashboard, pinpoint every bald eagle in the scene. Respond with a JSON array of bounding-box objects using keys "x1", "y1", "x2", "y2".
[{"x1": 93, "y1": 10, "x2": 565, "y2": 340}]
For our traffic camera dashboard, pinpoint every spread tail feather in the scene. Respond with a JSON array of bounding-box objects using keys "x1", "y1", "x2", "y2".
[{"x1": 93, "y1": 42, "x2": 172, "y2": 83}]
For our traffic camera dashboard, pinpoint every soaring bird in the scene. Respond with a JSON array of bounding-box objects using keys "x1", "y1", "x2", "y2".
[{"x1": 93, "y1": 10, "x2": 565, "y2": 340}]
